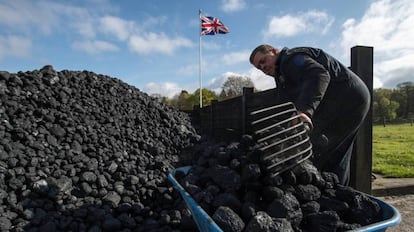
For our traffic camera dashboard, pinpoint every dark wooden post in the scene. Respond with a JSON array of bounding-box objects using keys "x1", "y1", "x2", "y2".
[
  {"x1": 211, "y1": 100, "x2": 218, "y2": 137},
  {"x1": 349, "y1": 46, "x2": 374, "y2": 194},
  {"x1": 242, "y1": 87, "x2": 254, "y2": 135}
]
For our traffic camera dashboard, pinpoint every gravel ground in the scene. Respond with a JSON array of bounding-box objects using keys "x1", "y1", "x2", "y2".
[
  {"x1": 377, "y1": 194, "x2": 414, "y2": 232},
  {"x1": 372, "y1": 174, "x2": 414, "y2": 232}
]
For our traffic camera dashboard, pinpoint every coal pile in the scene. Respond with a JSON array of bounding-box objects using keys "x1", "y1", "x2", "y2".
[
  {"x1": 0, "y1": 66, "x2": 201, "y2": 231},
  {"x1": 174, "y1": 135, "x2": 383, "y2": 232}
]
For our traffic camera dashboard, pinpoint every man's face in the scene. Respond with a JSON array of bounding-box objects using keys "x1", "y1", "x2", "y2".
[{"x1": 251, "y1": 50, "x2": 278, "y2": 77}]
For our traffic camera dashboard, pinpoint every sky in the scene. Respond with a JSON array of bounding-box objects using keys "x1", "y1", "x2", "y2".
[{"x1": 1, "y1": 0, "x2": 413, "y2": 98}]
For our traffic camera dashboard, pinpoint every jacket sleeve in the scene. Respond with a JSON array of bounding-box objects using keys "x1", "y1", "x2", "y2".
[{"x1": 281, "y1": 54, "x2": 330, "y2": 118}]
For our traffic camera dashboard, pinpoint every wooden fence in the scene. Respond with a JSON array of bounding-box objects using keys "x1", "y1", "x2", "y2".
[
  {"x1": 192, "y1": 87, "x2": 282, "y2": 141},
  {"x1": 191, "y1": 46, "x2": 374, "y2": 193}
]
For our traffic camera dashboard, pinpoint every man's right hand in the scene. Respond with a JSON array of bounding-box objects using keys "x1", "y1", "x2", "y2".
[{"x1": 292, "y1": 111, "x2": 313, "y2": 132}]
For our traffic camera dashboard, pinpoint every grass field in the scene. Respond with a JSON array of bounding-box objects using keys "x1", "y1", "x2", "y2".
[{"x1": 373, "y1": 123, "x2": 414, "y2": 178}]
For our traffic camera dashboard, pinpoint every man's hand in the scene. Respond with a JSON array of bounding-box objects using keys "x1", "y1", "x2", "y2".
[
  {"x1": 299, "y1": 112, "x2": 313, "y2": 131},
  {"x1": 292, "y1": 111, "x2": 313, "y2": 131}
]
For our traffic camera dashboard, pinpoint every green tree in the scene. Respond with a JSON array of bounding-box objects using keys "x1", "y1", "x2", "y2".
[
  {"x1": 168, "y1": 90, "x2": 194, "y2": 110},
  {"x1": 193, "y1": 88, "x2": 218, "y2": 107},
  {"x1": 219, "y1": 75, "x2": 255, "y2": 100},
  {"x1": 393, "y1": 82, "x2": 414, "y2": 119},
  {"x1": 373, "y1": 88, "x2": 399, "y2": 126},
  {"x1": 176, "y1": 90, "x2": 193, "y2": 110}
]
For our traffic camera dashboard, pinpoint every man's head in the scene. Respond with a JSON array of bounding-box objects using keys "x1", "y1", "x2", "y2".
[{"x1": 250, "y1": 44, "x2": 279, "y2": 77}]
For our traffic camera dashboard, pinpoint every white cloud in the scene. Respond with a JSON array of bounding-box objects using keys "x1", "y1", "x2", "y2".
[
  {"x1": 72, "y1": 40, "x2": 119, "y2": 54},
  {"x1": 74, "y1": 20, "x2": 96, "y2": 38},
  {"x1": 0, "y1": 35, "x2": 32, "y2": 59},
  {"x1": 265, "y1": 10, "x2": 334, "y2": 38},
  {"x1": 246, "y1": 68, "x2": 276, "y2": 91},
  {"x1": 177, "y1": 64, "x2": 198, "y2": 76},
  {"x1": 99, "y1": 16, "x2": 135, "y2": 41},
  {"x1": 82, "y1": 0, "x2": 119, "y2": 13},
  {"x1": 144, "y1": 82, "x2": 183, "y2": 98},
  {"x1": 202, "y1": 40, "x2": 221, "y2": 51},
  {"x1": 340, "y1": 0, "x2": 414, "y2": 88},
  {"x1": 205, "y1": 74, "x2": 228, "y2": 94},
  {"x1": 205, "y1": 69, "x2": 276, "y2": 94},
  {"x1": 221, "y1": 0, "x2": 246, "y2": 12},
  {"x1": 128, "y1": 33, "x2": 194, "y2": 55},
  {"x1": 0, "y1": 1, "x2": 100, "y2": 39},
  {"x1": 0, "y1": 0, "x2": 59, "y2": 35},
  {"x1": 141, "y1": 16, "x2": 168, "y2": 28},
  {"x1": 375, "y1": 53, "x2": 414, "y2": 88},
  {"x1": 222, "y1": 50, "x2": 250, "y2": 65},
  {"x1": 46, "y1": 2, "x2": 97, "y2": 38}
]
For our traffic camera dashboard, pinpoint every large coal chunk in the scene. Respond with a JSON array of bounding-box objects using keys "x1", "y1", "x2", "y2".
[
  {"x1": 267, "y1": 192, "x2": 303, "y2": 227},
  {"x1": 300, "y1": 201, "x2": 320, "y2": 215},
  {"x1": 212, "y1": 206, "x2": 245, "y2": 232},
  {"x1": 245, "y1": 211, "x2": 294, "y2": 232},
  {"x1": 206, "y1": 165, "x2": 241, "y2": 192},
  {"x1": 319, "y1": 196, "x2": 350, "y2": 215},
  {"x1": 241, "y1": 163, "x2": 261, "y2": 182},
  {"x1": 262, "y1": 186, "x2": 284, "y2": 202},
  {"x1": 212, "y1": 192, "x2": 242, "y2": 214},
  {"x1": 335, "y1": 186, "x2": 382, "y2": 225},
  {"x1": 294, "y1": 184, "x2": 321, "y2": 202},
  {"x1": 302, "y1": 210, "x2": 342, "y2": 232}
]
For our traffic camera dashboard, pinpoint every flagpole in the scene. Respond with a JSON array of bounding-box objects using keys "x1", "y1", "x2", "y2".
[{"x1": 199, "y1": 9, "x2": 203, "y2": 108}]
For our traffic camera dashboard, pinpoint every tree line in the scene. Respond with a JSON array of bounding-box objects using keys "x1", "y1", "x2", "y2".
[
  {"x1": 156, "y1": 75, "x2": 256, "y2": 110},
  {"x1": 154, "y1": 76, "x2": 414, "y2": 125},
  {"x1": 373, "y1": 81, "x2": 414, "y2": 125}
]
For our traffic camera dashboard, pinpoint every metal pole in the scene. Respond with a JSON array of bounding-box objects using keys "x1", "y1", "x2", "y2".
[{"x1": 199, "y1": 9, "x2": 203, "y2": 108}]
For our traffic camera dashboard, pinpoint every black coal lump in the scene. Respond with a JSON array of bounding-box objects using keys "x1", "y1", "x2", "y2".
[
  {"x1": 272, "y1": 218, "x2": 295, "y2": 232},
  {"x1": 267, "y1": 192, "x2": 303, "y2": 228},
  {"x1": 318, "y1": 196, "x2": 350, "y2": 215},
  {"x1": 321, "y1": 172, "x2": 340, "y2": 188},
  {"x1": 212, "y1": 206, "x2": 245, "y2": 232},
  {"x1": 206, "y1": 164, "x2": 241, "y2": 192},
  {"x1": 294, "y1": 184, "x2": 321, "y2": 202},
  {"x1": 262, "y1": 186, "x2": 284, "y2": 202},
  {"x1": 333, "y1": 185, "x2": 382, "y2": 225},
  {"x1": 302, "y1": 210, "x2": 342, "y2": 232},
  {"x1": 212, "y1": 192, "x2": 242, "y2": 214},
  {"x1": 240, "y1": 201, "x2": 258, "y2": 221},
  {"x1": 301, "y1": 200, "x2": 320, "y2": 215},
  {"x1": 241, "y1": 163, "x2": 261, "y2": 182},
  {"x1": 245, "y1": 211, "x2": 294, "y2": 232},
  {"x1": 347, "y1": 193, "x2": 382, "y2": 225}
]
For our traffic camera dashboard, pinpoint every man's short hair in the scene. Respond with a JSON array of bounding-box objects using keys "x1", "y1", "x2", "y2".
[{"x1": 249, "y1": 44, "x2": 274, "y2": 64}]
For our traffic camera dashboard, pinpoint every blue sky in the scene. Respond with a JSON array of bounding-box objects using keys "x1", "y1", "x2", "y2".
[{"x1": 1, "y1": 0, "x2": 413, "y2": 98}]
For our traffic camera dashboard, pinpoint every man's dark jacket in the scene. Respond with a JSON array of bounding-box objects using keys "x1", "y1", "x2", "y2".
[{"x1": 274, "y1": 47, "x2": 370, "y2": 184}]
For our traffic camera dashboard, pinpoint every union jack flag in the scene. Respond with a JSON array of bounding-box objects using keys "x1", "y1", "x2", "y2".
[{"x1": 200, "y1": 15, "x2": 229, "y2": 36}]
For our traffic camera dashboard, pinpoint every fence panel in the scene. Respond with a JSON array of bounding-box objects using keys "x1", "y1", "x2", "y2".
[
  {"x1": 198, "y1": 104, "x2": 212, "y2": 136},
  {"x1": 193, "y1": 87, "x2": 282, "y2": 140},
  {"x1": 211, "y1": 97, "x2": 244, "y2": 140}
]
